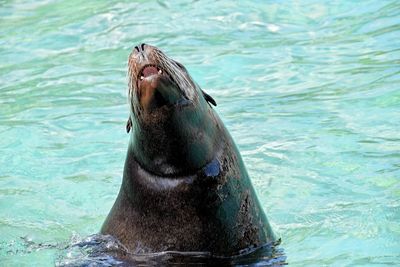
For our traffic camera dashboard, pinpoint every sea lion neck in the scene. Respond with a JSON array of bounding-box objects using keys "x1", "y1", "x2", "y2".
[{"x1": 129, "y1": 99, "x2": 221, "y2": 177}]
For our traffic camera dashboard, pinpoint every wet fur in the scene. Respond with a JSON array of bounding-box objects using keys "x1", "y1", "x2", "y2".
[{"x1": 101, "y1": 44, "x2": 275, "y2": 256}]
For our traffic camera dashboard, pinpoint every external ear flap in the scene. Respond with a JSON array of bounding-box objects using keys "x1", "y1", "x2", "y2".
[
  {"x1": 202, "y1": 90, "x2": 217, "y2": 106},
  {"x1": 126, "y1": 117, "x2": 132, "y2": 133}
]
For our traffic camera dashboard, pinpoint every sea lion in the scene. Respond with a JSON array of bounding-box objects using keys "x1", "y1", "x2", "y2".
[{"x1": 101, "y1": 44, "x2": 275, "y2": 256}]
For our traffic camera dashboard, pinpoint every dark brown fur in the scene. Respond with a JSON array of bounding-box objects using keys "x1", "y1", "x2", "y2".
[{"x1": 101, "y1": 44, "x2": 275, "y2": 256}]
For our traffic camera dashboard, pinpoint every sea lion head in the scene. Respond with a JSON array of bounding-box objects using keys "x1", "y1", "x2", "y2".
[
  {"x1": 128, "y1": 43, "x2": 201, "y2": 118},
  {"x1": 126, "y1": 44, "x2": 219, "y2": 176}
]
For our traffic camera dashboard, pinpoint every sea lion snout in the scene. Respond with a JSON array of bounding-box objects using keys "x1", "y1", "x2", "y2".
[{"x1": 128, "y1": 44, "x2": 193, "y2": 113}]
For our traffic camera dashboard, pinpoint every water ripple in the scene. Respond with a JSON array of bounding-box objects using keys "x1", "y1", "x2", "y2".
[{"x1": 1, "y1": 0, "x2": 399, "y2": 266}]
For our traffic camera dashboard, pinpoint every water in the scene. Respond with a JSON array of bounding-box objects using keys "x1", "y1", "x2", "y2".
[
  {"x1": 55, "y1": 234, "x2": 285, "y2": 266},
  {"x1": 0, "y1": 0, "x2": 399, "y2": 266}
]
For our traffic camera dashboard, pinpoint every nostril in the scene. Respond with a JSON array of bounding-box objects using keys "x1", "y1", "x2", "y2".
[
  {"x1": 140, "y1": 43, "x2": 146, "y2": 51},
  {"x1": 134, "y1": 46, "x2": 139, "y2": 52}
]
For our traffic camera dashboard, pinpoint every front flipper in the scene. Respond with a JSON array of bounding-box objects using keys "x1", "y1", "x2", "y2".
[{"x1": 202, "y1": 90, "x2": 217, "y2": 106}]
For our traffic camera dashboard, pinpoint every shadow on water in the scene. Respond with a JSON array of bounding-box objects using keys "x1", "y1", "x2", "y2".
[{"x1": 55, "y1": 234, "x2": 286, "y2": 266}]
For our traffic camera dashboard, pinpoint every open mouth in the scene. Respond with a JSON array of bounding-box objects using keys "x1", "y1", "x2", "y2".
[{"x1": 138, "y1": 64, "x2": 163, "y2": 81}]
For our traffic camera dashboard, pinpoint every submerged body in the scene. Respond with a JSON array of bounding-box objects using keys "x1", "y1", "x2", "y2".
[{"x1": 101, "y1": 44, "x2": 275, "y2": 256}]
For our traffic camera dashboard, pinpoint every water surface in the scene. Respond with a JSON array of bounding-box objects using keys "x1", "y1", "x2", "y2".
[{"x1": 1, "y1": 0, "x2": 399, "y2": 266}]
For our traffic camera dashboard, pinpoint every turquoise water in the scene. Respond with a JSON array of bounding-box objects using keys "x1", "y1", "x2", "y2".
[{"x1": 1, "y1": 0, "x2": 399, "y2": 266}]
